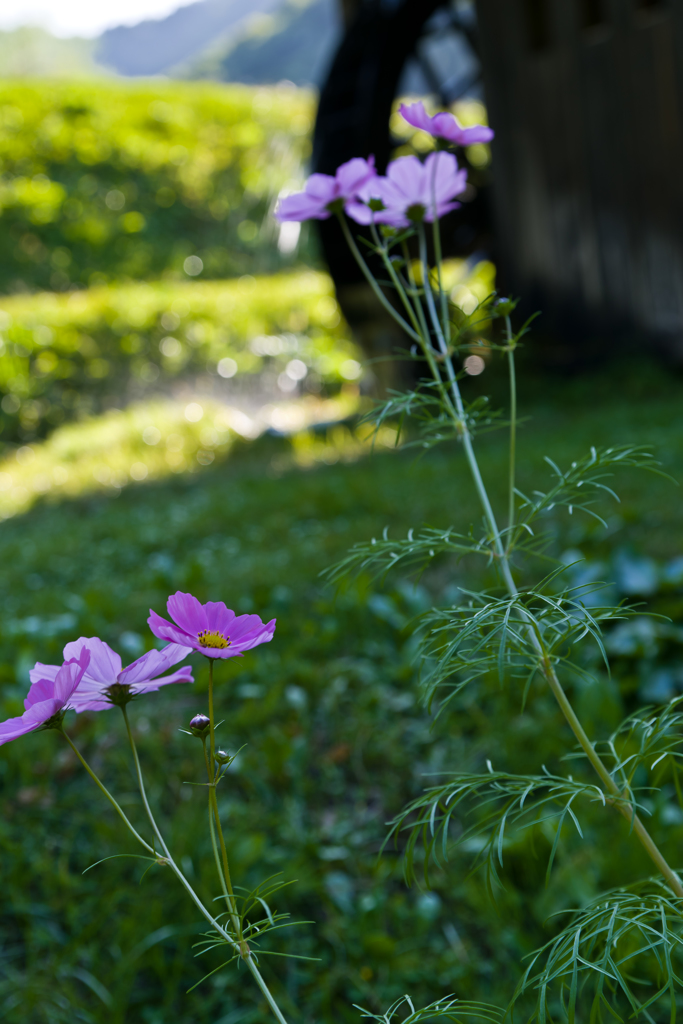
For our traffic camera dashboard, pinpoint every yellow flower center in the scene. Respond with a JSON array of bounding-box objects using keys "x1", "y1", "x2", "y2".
[{"x1": 197, "y1": 629, "x2": 230, "y2": 649}]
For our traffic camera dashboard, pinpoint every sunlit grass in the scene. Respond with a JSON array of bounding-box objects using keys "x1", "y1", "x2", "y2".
[
  {"x1": 0, "y1": 389, "x2": 373, "y2": 519},
  {"x1": 0, "y1": 270, "x2": 362, "y2": 441}
]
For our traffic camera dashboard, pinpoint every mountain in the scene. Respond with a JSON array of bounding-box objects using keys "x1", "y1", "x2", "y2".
[
  {"x1": 179, "y1": 0, "x2": 340, "y2": 87},
  {"x1": 96, "y1": 0, "x2": 284, "y2": 78},
  {"x1": 1, "y1": 0, "x2": 341, "y2": 88}
]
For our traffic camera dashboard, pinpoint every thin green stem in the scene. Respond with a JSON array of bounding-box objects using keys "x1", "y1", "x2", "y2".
[
  {"x1": 207, "y1": 661, "x2": 235, "y2": 901},
  {"x1": 202, "y1": 736, "x2": 230, "y2": 900},
  {"x1": 431, "y1": 215, "x2": 450, "y2": 344},
  {"x1": 204, "y1": 666, "x2": 290, "y2": 1023},
  {"x1": 72, "y1": 709, "x2": 244, "y2": 958},
  {"x1": 207, "y1": 795, "x2": 228, "y2": 893},
  {"x1": 418, "y1": 225, "x2": 509, "y2": 569},
  {"x1": 426, "y1": 154, "x2": 450, "y2": 345},
  {"x1": 538, "y1": 648, "x2": 683, "y2": 897},
  {"x1": 392, "y1": 241, "x2": 468, "y2": 442},
  {"x1": 506, "y1": 318, "x2": 517, "y2": 548},
  {"x1": 61, "y1": 729, "x2": 154, "y2": 854},
  {"x1": 122, "y1": 705, "x2": 172, "y2": 859},
  {"x1": 211, "y1": 791, "x2": 238, "y2": 915},
  {"x1": 336, "y1": 214, "x2": 421, "y2": 343},
  {"x1": 367, "y1": 222, "x2": 425, "y2": 342},
  {"x1": 245, "y1": 959, "x2": 290, "y2": 1024},
  {"x1": 120, "y1": 706, "x2": 243, "y2": 947},
  {"x1": 208, "y1": 659, "x2": 216, "y2": 769},
  {"x1": 418, "y1": 225, "x2": 449, "y2": 357},
  {"x1": 394, "y1": 240, "x2": 439, "y2": 365},
  {"x1": 206, "y1": 660, "x2": 245, "y2": 948},
  {"x1": 77, "y1": 705, "x2": 288, "y2": 1024},
  {"x1": 346, "y1": 219, "x2": 683, "y2": 898}
]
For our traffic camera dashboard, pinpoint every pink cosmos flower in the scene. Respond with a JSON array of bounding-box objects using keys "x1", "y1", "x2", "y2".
[
  {"x1": 0, "y1": 650, "x2": 90, "y2": 746},
  {"x1": 30, "y1": 638, "x2": 193, "y2": 712},
  {"x1": 344, "y1": 174, "x2": 388, "y2": 225},
  {"x1": 350, "y1": 152, "x2": 467, "y2": 228},
  {"x1": 400, "y1": 101, "x2": 494, "y2": 146},
  {"x1": 148, "y1": 591, "x2": 276, "y2": 660},
  {"x1": 275, "y1": 157, "x2": 376, "y2": 222}
]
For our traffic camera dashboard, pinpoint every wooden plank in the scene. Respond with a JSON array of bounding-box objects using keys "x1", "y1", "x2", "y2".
[{"x1": 475, "y1": 0, "x2": 683, "y2": 351}]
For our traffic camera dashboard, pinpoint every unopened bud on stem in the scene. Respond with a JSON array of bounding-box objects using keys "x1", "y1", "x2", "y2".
[{"x1": 189, "y1": 713, "x2": 210, "y2": 739}]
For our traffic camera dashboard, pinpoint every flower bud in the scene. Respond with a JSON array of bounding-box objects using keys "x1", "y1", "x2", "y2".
[
  {"x1": 494, "y1": 297, "x2": 516, "y2": 317},
  {"x1": 189, "y1": 713, "x2": 210, "y2": 739},
  {"x1": 215, "y1": 749, "x2": 232, "y2": 766}
]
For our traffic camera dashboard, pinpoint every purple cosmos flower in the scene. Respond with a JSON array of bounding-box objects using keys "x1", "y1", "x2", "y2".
[
  {"x1": 30, "y1": 638, "x2": 193, "y2": 712},
  {"x1": 350, "y1": 152, "x2": 467, "y2": 228},
  {"x1": 0, "y1": 650, "x2": 90, "y2": 746},
  {"x1": 275, "y1": 157, "x2": 376, "y2": 222},
  {"x1": 400, "y1": 101, "x2": 494, "y2": 146},
  {"x1": 148, "y1": 591, "x2": 276, "y2": 660},
  {"x1": 344, "y1": 173, "x2": 388, "y2": 226}
]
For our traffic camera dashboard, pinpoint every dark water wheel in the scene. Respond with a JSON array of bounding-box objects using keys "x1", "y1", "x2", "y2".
[{"x1": 312, "y1": 0, "x2": 492, "y2": 390}]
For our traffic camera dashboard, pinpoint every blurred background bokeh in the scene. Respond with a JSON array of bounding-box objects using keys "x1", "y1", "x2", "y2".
[{"x1": 1, "y1": 1, "x2": 683, "y2": 1022}]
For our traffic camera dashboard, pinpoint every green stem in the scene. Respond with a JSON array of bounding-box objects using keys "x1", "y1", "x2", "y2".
[
  {"x1": 61, "y1": 729, "x2": 154, "y2": 854},
  {"x1": 203, "y1": 738, "x2": 230, "y2": 901},
  {"x1": 506, "y1": 318, "x2": 516, "y2": 548},
  {"x1": 206, "y1": 660, "x2": 247, "y2": 951},
  {"x1": 207, "y1": 794, "x2": 228, "y2": 893},
  {"x1": 336, "y1": 214, "x2": 421, "y2": 343},
  {"x1": 539, "y1": 650, "x2": 683, "y2": 897},
  {"x1": 393, "y1": 242, "x2": 468, "y2": 437},
  {"x1": 245, "y1": 959, "x2": 291, "y2": 1024},
  {"x1": 120, "y1": 706, "x2": 248, "y2": 949},
  {"x1": 367, "y1": 223, "x2": 435, "y2": 365},
  {"x1": 70, "y1": 712, "x2": 248, "y2": 958},
  {"x1": 210, "y1": 791, "x2": 238, "y2": 917},
  {"x1": 208, "y1": 660, "x2": 216, "y2": 768},
  {"x1": 418, "y1": 225, "x2": 449, "y2": 357},
  {"x1": 431, "y1": 215, "x2": 450, "y2": 344},
  {"x1": 344, "y1": 220, "x2": 683, "y2": 898},
  {"x1": 418, "y1": 226, "x2": 509, "y2": 567},
  {"x1": 397, "y1": 241, "x2": 427, "y2": 330},
  {"x1": 71, "y1": 705, "x2": 289, "y2": 1024},
  {"x1": 204, "y1": 664, "x2": 290, "y2": 1024}
]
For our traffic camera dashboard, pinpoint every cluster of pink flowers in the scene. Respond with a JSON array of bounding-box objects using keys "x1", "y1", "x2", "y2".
[
  {"x1": 0, "y1": 593, "x2": 276, "y2": 745},
  {"x1": 275, "y1": 100, "x2": 493, "y2": 228}
]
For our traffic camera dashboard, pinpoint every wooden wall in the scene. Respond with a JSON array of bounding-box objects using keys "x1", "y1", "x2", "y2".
[{"x1": 476, "y1": 0, "x2": 683, "y2": 353}]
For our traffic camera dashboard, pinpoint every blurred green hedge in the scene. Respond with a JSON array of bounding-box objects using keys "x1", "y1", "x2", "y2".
[
  {"x1": 0, "y1": 79, "x2": 315, "y2": 292},
  {"x1": 0, "y1": 271, "x2": 360, "y2": 442}
]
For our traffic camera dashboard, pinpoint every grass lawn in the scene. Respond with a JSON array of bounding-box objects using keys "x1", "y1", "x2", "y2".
[{"x1": 1, "y1": 360, "x2": 682, "y2": 1023}]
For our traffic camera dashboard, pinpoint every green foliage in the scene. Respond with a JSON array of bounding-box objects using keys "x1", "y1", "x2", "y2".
[
  {"x1": 391, "y1": 768, "x2": 610, "y2": 891},
  {"x1": 0, "y1": 79, "x2": 315, "y2": 292},
  {"x1": 355, "y1": 994, "x2": 503, "y2": 1024},
  {"x1": 325, "y1": 525, "x2": 491, "y2": 586},
  {"x1": 513, "y1": 881, "x2": 683, "y2": 1024},
  {"x1": 327, "y1": 203, "x2": 683, "y2": 1021},
  {"x1": 192, "y1": 875, "x2": 309, "y2": 983},
  {"x1": 0, "y1": 363, "x2": 682, "y2": 1022},
  {"x1": 512, "y1": 444, "x2": 666, "y2": 545},
  {"x1": 417, "y1": 579, "x2": 630, "y2": 706},
  {"x1": 0, "y1": 270, "x2": 357, "y2": 442}
]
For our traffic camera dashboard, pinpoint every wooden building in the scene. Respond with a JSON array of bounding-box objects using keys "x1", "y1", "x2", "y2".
[{"x1": 476, "y1": 0, "x2": 683, "y2": 355}]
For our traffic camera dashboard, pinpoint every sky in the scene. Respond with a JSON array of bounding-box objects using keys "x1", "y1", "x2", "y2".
[{"x1": 0, "y1": 0, "x2": 186, "y2": 37}]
